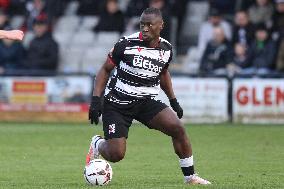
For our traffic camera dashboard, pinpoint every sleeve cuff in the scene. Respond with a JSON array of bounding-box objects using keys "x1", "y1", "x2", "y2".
[{"x1": 107, "y1": 55, "x2": 116, "y2": 66}]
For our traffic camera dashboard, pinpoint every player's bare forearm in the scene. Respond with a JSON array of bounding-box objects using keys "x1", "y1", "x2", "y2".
[
  {"x1": 160, "y1": 69, "x2": 176, "y2": 100},
  {"x1": 93, "y1": 58, "x2": 115, "y2": 97},
  {"x1": 0, "y1": 30, "x2": 24, "y2": 41}
]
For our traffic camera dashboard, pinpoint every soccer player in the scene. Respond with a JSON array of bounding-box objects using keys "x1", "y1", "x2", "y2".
[
  {"x1": 87, "y1": 7, "x2": 211, "y2": 185},
  {"x1": 0, "y1": 30, "x2": 24, "y2": 41}
]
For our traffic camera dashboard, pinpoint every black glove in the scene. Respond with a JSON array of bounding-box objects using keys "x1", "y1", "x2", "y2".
[
  {"x1": 88, "y1": 96, "x2": 102, "y2": 125},
  {"x1": 170, "y1": 98, "x2": 183, "y2": 119}
]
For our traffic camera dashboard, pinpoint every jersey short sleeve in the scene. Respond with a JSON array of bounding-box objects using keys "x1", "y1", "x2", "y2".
[
  {"x1": 163, "y1": 47, "x2": 173, "y2": 70},
  {"x1": 108, "y1": 38, "x2": 127, "y2": 66}
]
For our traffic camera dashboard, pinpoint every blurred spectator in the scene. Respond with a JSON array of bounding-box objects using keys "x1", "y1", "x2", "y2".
[
  {"x1": 197, "y1": 8, "x2": 232, "y2": 59},
  {"x1": 272, "y1": 0, "x2": 284, "y2": 74},
  {"x1": 93, "y1": 0, "x2": 125, "y2": 34},
  {"x1": 232, "y1": 10, "x2": 255, "y2": 46},
  {"x1": 24, "y1": 17, "x2": 58, "y2": 72},
  {"x1": 0, "y1": 37, "x2": 25, "y2": 74},
  {"x1": 226, "y1": 43, "x2": 250, "y2": 76},
  {"x1": 199, "y1": 26, "x2": 232, "y2": 75},
  {"x1": 126, "y1": 0, "x2": 149, "y2": 18},
  {"x1": 0, "y1": 0, "x2": 10, "y2": 11},
  {"x1": 77, "y1": 0, "x2": 103, "y2": 16},
  {"x1": 276, "y1": 37, "x2": 284, "y2": 72},
  {"x1": 169, "y1": 0, "x2": 188, "y2": 54},
  {"x1": 241, "y1": 24, "x2": 277, "y2": 75},
  {"x1": 271, "y1": 0, "x2": 284, "y2": 39},
  {"x1": 209, "y1": 0, "x2": 237, "y2": 15},
  {"x1": 248, "y1": 0, "x2": 274, "y2": 27},
  {"x1": 149, "y1": 0, "x2": 171, "y2": 41},
  {"x1": 240, "y1": 0, "x2": 255, "y2": 10},
  {"x1": 45, "y1": 0, "x2": 68, "y2": 22},
  {"x1": 0, "y1": 8, "x2": 9, "y2": 30},
  {"x1": 7, "y1": 0, "x2": 26, "y2": 15},
  {"x1": 23, "y1": 0, "x2": 48, "y2": 31}
]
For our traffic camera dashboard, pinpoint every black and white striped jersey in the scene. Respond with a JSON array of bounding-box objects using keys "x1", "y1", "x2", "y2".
[{"x1": 104, "y1": 32, "x2": 173, "y2": 105}]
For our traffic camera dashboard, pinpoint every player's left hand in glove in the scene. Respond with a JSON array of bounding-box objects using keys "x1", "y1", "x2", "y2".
[
  {"x1": 170, "y1": 98, "x2": 183, "y2": 119},
  {"x1": 88, "y1": 96, "x2": 102, "y2": 125}
]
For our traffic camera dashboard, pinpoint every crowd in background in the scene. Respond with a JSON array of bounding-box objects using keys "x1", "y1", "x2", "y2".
[
  {"x1": 0, "y1": 0, "x2": 61, "y2": 75},
  {"x1": 0, "y1": 0, "x2": 283, "y2": 77},
  {"x1": 198, "y1": 0, "x2": 284, "y2": 77}
]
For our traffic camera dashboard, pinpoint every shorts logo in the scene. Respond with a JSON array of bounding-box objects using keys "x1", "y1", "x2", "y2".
[{"x1": 108, "y1": 124, "x2": 116, "y2": 134}]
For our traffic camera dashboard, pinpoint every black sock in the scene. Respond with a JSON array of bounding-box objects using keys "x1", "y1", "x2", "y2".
[{"x1": 181, "y1": 166, "x2": 195, "y2": 176}]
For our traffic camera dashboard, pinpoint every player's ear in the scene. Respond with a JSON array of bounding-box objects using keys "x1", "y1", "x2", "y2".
[{"x1": 160, "y1": 21, "x2": 164, "y2": 30}]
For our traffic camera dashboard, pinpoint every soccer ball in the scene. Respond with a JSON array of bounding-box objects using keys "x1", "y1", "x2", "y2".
[{"x1": 84, "y1": 159, "x2": 113, "y2": 186}]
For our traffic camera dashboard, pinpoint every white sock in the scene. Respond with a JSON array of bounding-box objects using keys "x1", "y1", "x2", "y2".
[
  {"x1": 94, "y1": 137, "x2": 105, "y2": 150},
  {"x1": 179, "y1": 156, "x2": 194, "y2": 167}
]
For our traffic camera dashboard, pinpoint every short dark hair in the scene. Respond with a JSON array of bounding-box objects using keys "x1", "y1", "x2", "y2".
[
  {"x1": 236, "y1": 10, "x2": 248, "y2": 15},
  {"x1": 33, "y1": 13, "x2": 49, "y2": 25},
  {"x1": 142, "y1": 7, "x2": 162, "y2": 19},
  {"x1": 209, "y1": 8, "x2": 221, "y2": 17},
  {"x1": 255, "y1": 23, "x2": 267, "y2": 31}
]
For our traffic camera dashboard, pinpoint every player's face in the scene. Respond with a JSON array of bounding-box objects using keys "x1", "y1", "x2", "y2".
[{"x1": 140, "y1": 13, "x2": 163, "y2": 42}]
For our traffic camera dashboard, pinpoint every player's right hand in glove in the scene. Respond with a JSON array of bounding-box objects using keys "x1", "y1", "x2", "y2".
[
  {"x1": 170, "y1": 98, "x2": 183, "y2": 119},
  {"x1": 88, "y1": 96, "x2": 102, "y2": 125}
]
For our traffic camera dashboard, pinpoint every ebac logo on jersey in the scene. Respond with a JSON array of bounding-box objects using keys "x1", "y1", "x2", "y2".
[{"x1": 133, "y1": 55, "x2": 162, "y2": 73}]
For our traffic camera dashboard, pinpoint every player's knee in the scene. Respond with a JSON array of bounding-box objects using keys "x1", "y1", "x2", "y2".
[
  {"x1": 171, "y1": 124, "x2": 186, "y2": 139},
  {"x1": 108, "y1": 150, "x2": 125, "y2": 163}
]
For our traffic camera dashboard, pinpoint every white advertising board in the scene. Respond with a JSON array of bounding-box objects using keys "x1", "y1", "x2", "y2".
[{"x1": 157, "y1": 77, "x2": 229, "y2": 123}]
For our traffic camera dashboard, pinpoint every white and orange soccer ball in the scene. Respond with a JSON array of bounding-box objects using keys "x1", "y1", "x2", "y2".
[{"x1": 84, "y1": 159, "x2": 113, "y2": 186}]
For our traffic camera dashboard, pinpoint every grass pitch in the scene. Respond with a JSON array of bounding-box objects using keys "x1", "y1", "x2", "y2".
[{"x1": 0, "y1": 123, "x2": 283, "y2": 189}]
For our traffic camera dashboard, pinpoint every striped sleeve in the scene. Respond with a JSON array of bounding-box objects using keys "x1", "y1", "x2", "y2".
[
  {"x1": 108, "y1": 39, "x2": 127, "y2": 66},
  {"x1": 164, "y1": 47, "x2": 173, "y2": 70}
]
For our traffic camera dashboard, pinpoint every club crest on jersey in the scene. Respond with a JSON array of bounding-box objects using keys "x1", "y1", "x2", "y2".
[
  {"x1": 133, "y1": 55, "x2": 162, "y2": 73},
  {"x1": 108, "y1": 124, "x2": 116, "y2": 134},
  {"x1": 159, "y1": 50, "x2": 166, "y2": 58}
]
